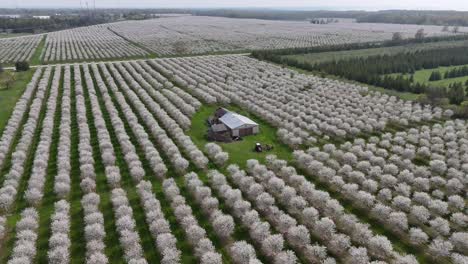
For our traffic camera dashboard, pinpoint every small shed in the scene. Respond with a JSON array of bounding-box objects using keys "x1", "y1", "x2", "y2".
[
  {"x1": 208, "y1": 108, "x2": 259, "y2": 140},
  {"x1": 218, "y1": 110, "x2": 259, "y2": 137}
]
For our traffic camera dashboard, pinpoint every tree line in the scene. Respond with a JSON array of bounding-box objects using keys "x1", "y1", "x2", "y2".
[
  {"x1": 356, "y1": 10, "x2": 468, "y2": 27},
  {"x1": 0, "y1": 15, "x2": 115, "y2": 33}
]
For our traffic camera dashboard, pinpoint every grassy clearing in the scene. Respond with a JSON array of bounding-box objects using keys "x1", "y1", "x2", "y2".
[
  {"x1": 187, "y1": 104, "x2": 293, "y2": 167},
  {"x1": 388, "y1": 64, "x2": 468, "y2": 88},
  {"x1": 0, "y1": 70, "x2": 36, "y2": 131}
]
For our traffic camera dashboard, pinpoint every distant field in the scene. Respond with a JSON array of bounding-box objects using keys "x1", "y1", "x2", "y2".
[{"x1": 282, "y1": 39, "x2": 468, "y2": 64}]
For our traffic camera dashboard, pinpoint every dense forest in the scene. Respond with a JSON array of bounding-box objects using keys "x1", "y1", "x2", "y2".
[
  {"x1": 0, "y1": 15, "x2": 115, "y2": 33},
  {"x1": 0, "y1": 8, "x2": 188, "y2": 33}
]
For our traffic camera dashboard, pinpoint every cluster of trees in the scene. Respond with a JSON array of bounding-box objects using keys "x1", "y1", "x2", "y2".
[
  {"x1": 104, "y1": 61, "x2": 208, "y2": 171},
  {"x1": 162, "y1": 178, "x2": 225, "y2": 263},
  {"x1": 208, "y1": 170, "x2": 306, "y2": 263},
  {"x1": 0, "y1": 35, "x2": 41, "y2": 63},
  {"x1": 310, "y1": 18, "x2": 339, "y2": 24},
  {"x1": 246, "y1": 158, "x2": 415, "y2": 263},
  {"x1": 227, "y1": 164, "x2": 330, "y2": 263},
  {"x1": 443, "y1": 66, "x2": 468, "y2": 79},
  {"x1": 429, "y1": 71, "x2": 443, "y2": 81},
  {"x1": 137, "y1": 180, "x2": 181, "y2": 263},
  {"x1": 85, "y1": 63, "x2": 145, "y2": 186},
  {"x1": 93, "y1": 63, "x2": 169, "y2": 179},
  {"x1": 0, "y1": 67, "x2": 51, "y2": 211},
  {"x1": 447, "y1": 83, "x2": 467, "y2": 105},
  {"x1": 429, "y1": 66, "x2": 468, "y2": 81},
  {"x1": 15, "y1": 61, "x2": 29, "y2": 71},
  {"x1": 154, "y1": 55, "x2": 443, "y2": 149},
  {"x1": 205, "y1": 143, "x2": 229, "y2": 166},
  {"x1": 293, "y1": 120, "x2": 467, "y2": 262},
  {"x1": 184, "y1": 172, "x2": 236, "y2": 241},
  {"x1": 42, "y1": 26, "x2": 148, "y2": 62},
  {"x1": 25, "y1": 67, "x2": 61, "y2": 206}
]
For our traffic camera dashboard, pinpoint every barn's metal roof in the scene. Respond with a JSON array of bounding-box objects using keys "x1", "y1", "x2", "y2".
[{"x1": 219, "y1": 111, "x2": 258, "y2": 129}]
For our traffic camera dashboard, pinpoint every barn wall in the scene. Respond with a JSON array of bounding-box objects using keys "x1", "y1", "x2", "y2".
[{"x1": 239, "y1": 127, "x2": 253, "y2": 136}]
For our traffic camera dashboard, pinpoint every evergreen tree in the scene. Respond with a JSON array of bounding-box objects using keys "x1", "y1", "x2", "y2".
[
  {"x1": 429, "y1": 71, "x2": 442, "y2": 81},
  {"x1": 448, "y1": 83, "x2": 465, "y2": 105}
]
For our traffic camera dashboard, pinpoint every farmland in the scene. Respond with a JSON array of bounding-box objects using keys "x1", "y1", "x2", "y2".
[
  {"x1": 1, "y1": 16, "x2": 467, "y2": 64},
  {"x1": 0, "y1": 13, "x2": 466, "y2": 264}
]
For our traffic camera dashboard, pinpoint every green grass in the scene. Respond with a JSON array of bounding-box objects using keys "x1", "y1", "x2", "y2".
[
  {"x1": 29, "y1": 35, "x2": 46, "y2": 65},
  {"x1": 187, "y1": 104, "x2": 293, "y2": 167},
  {"x1": 388, "y1": 64, "x2": 468, "y2": 88},
  {"x1": 0, "y1": 70, "x2": 36, "y2": 131}
]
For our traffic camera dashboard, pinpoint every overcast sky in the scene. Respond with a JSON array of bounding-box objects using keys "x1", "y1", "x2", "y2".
[{"x1": 1, "y1": 0, "x2": 468, "y2": 11}]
